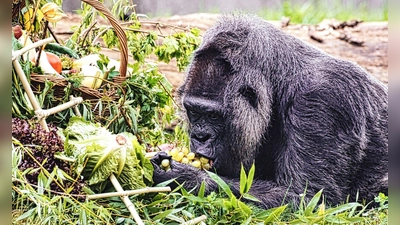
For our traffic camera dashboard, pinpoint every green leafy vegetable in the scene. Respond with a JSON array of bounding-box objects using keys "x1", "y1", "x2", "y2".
[{"x1": 60, "y1": 117, "x2": 153, "y2": 192}]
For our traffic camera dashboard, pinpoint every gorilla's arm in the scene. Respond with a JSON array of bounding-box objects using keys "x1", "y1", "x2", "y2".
[{"x1": 151, "y1": 152, "x2": 303, "y2": 208}]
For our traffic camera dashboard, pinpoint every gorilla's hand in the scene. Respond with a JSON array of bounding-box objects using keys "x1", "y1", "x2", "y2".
[
  {"x1": 151, "y1": 152, "x2": 213, "y2": 192},
  {"x1": 151, "y1": 152, "x2": 197, "y2": 185}
]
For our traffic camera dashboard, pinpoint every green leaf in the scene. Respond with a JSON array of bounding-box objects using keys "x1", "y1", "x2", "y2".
[
  {"x1": 90, "y1": 145, "x2": 120, "y2": 177},
  {"x1": 238, "y1": 200, "x2": 252, "y2": 216},
  {"x1": 325, "y1": 202, "x2": 362, "y2": 215},
  {"x1": 15, "y1": 208, "x2": 36, "y2": 221},
  {"x1": 230, "y1": 194, "x2": 238, "y2": 207},
  {"x1": 304, "y1": 189, "x2": 323, "y2": 216},
  {"x1": 324, "y1": 214, "x2": 364, "y2": 224},
  {"x1": 243, "y1": 193, "x2": 261, "y2": 202},
  {"x1": 206, "y1": 170, "x2": 233, "y2": 198},
  {"x1": 240, "y1": 163, "x2": 247, "y2": 194},
  {"x1": 264, "y1": 204, "x2": 287, "y2": 223},
  {"x1": 245, "y1": 162, "x2": 255, "y2": 193},
  {"x1": 190, "y1": 27, "x2": 201, "y2": 36},
  {"x1": 198, "y1": 181, "x2": 206, "y2": 198},
  {"x1": 338, "y1": 216, "x2": 365, "y2": 223},
  {"x1": 185, "y1": 195, "x2": 208, "y2": 203},
  {"x1": 241, "y1": 216, "x2": 252, "y2": 225},
  {"x1": 117, "y1": 146, "x2": 127, "y2": 176},
  {"x1": 153, "y1": 207, "x2": 184, "y2": 221}
]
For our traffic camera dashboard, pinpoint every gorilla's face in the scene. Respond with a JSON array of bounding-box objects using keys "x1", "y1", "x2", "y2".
[
  {"x1": 179, "y1": 46, "x2": 263, "y2": 176},
  {"x1": 183, "y1": 96, "x2": 228, "y2": 173}
]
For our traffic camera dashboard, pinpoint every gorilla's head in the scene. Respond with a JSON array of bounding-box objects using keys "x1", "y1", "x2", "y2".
[{"x1": 178, "y1": 16, "x2": 276, "y2": 176}]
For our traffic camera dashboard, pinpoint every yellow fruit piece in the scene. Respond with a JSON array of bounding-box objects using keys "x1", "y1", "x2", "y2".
[
  {"x1": 192, "y1": 160, "x2": 201, "y2": 168},
  {"x1": 202, "y1": 163, "x2": 211, "y2": 170},
  {"x1": 169, "y1": 148, "x2": 179, "y2": 157},
  {"x1": 181, "y1": 147, "x2": 189, "y2": 155},
  {"x1": 181, "y1": 157, "x2": 189, "y2": 164},
  {"x1": 175, "y1": 152, "x2": 185, "y2": 162},
  {"x1": 199, "y1": 157, "x2": 209, "y2": 164},
  {"x1": 187, "y1": 152, "x2": 195, "y2": 160},
  {"x1": 161, "y1": 159, "x2": 170, "y2": 168}
]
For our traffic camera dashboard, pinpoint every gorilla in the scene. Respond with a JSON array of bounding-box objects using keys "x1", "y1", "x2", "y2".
[{"x1": 151, "y1": 14, "x2": 388, "y2": 209}]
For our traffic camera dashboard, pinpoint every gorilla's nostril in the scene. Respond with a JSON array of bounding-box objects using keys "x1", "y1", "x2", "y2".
[{"x1": 193, "y1": 133, "x2": 211, "y2": 142}]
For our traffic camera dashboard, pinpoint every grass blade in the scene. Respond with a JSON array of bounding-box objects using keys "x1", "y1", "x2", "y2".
[
  {"x1": 198, "y1": 181, "x2": 206, "y2": 198},
  {"x1": 325, "y1": 202, "x2": 362, "y2": 215},
  {"x1": 264, "y1": 204, "x2": 287, "y2": 223},
  {"x1": 240, "y1": 164, "x2": 247, "y2": 194},
  {"x1": 304, "y1": 189, "x2": 323, "y2": 216},
  {"x1": 245, "y1": 163, "x2": 255, "y2": 193},
  {"x1": 206, "y1": 170, "x2": 233, "y2": 198}
]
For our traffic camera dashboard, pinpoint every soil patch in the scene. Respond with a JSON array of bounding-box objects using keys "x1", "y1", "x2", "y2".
[{"x1": 53, "y1": 13, "x2": 388, "y2": 89}]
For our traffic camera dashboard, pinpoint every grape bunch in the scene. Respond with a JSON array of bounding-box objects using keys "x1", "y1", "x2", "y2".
[{"x1": 161, "y1": 146, "x2": 211, "y2": 170}]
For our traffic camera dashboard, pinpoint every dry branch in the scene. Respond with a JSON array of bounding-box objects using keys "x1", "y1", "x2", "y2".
[{"x1": 87, "y1": 186, "x2": 171, "y2": 200}]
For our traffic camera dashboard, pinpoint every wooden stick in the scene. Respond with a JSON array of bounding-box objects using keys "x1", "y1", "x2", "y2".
[
  {"x1": 145, "y1": 152, "x2": 158, "y2": 158},
  {"x1": 109, "y1": 174, "x2": 144, "y2": 225},
  {"x1": 47, "y1": 25, "x2": 61, "y2": 44},
  {"x1": 35, "y1": 21, "x2": 49, "y2": 67},
  {"x1": 35, "y1": 97, "x2": 83, "y2": 119},
  {"x1": 70, "y1": 95, "x2": 82, "y2": 117},
  {"x1": 12, "y1": 37, "x2": 54, "y2": 61},
  {"x1": 12, "y1": 59, "x2": 49, "y2": 131},
  {"x1": 180, "y1": 215, "x2": 207, "y2": 225},
  {"x1": 87, "y1": 186, "x2": 171, "y2": 200}
]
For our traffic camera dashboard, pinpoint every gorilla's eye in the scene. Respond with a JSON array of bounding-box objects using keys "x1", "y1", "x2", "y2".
[
  {"x1": 187, "y1": 108, "x2": 199, "y2": 118},
  {"x1": 208, "y1": 112, "x2": 220, "y2": 120}
]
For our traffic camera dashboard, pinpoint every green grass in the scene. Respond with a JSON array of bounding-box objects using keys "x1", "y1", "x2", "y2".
[
  {"x1": 258, "y1": 0, "x2": 388, "y2": 24},
  {"x1": 12, "y1": 177, "x2": 388, "y2": 224},
  {"x1": 12, "y1": 146, "x2": 388, "y2": 225}
]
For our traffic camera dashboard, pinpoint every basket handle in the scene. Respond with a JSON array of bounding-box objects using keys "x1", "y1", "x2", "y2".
[{"x1": 80, "y1": 0, "x2": 128, "y2": 78}]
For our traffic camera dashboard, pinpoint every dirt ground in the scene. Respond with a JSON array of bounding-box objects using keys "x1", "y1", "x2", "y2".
[{"x1": 54, "y1": 13, "x2": 388, "y2": 89}]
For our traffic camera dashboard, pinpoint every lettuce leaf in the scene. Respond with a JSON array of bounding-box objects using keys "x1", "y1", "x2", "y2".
[{"x1": 61, "y1": 117, "x2": 153, "y2": 192}]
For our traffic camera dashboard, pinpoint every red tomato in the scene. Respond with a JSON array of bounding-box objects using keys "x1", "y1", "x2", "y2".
[{"x1": 45, "y1": 52, "x2": 62, "y2": 73}]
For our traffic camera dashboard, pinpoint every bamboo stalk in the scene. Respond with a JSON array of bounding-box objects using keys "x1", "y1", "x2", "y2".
[
  {"x1": 70, "y1": 95, "x2": 82, "y2": 117},
  {"x1": 87, "y1": 186, "x2": 171, "y2": 200},
  {"x1": 145, "y1": 152, "x2": 158, "y2": 158},
  {"x1": 12, "y1": 59, "x2": 49, "y2": 131},
  {"x1": 35, "y1": 97, "x2": 83, "y2": 119},
  {"x1": 12, "y1": 37, "x2": 54, "y2": 61},
  {"x1": 180, "y1": 215, "x2": 207, "y2": 225},
  {"x1": 109, "y1": 174, "x2": 144, "y2": 225}
]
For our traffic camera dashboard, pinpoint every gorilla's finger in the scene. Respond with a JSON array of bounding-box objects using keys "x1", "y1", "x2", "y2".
[{"x1": 150, "y1": 151, "x2": 171, "y2": 165}]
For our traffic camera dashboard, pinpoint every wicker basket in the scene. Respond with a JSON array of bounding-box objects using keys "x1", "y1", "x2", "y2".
[{"x1": 30, "y1": 0, "x2": 129, "y2": 104}]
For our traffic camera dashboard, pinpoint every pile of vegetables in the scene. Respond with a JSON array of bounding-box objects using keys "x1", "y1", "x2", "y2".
[
  {"x1": 12, "y1": 22, "x2": 115, "y2": 88},
  {"x1": 11, "y1": 0, "x2": 208, "y2": 223},
  {"x1": 11, "y1": 0, "x2": 200, "y2": 135},
  {"x1": 12, "y1": 116, "x2": 154, "y2": 196}
]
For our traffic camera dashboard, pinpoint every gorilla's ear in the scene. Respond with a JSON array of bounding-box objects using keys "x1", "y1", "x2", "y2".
[{"x1": 239, "y1": 85, "x2": 258, "y2": 109}]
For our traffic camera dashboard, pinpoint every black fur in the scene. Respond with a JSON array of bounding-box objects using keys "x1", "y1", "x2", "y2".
[{"x1": 151, "y1": 14, "x2": 388, "y2": 209}]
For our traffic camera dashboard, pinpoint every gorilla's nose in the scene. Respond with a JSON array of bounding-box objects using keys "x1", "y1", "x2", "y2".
[{"x1": 193, "y1": 132, "x2": 211, "y2": 142}]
